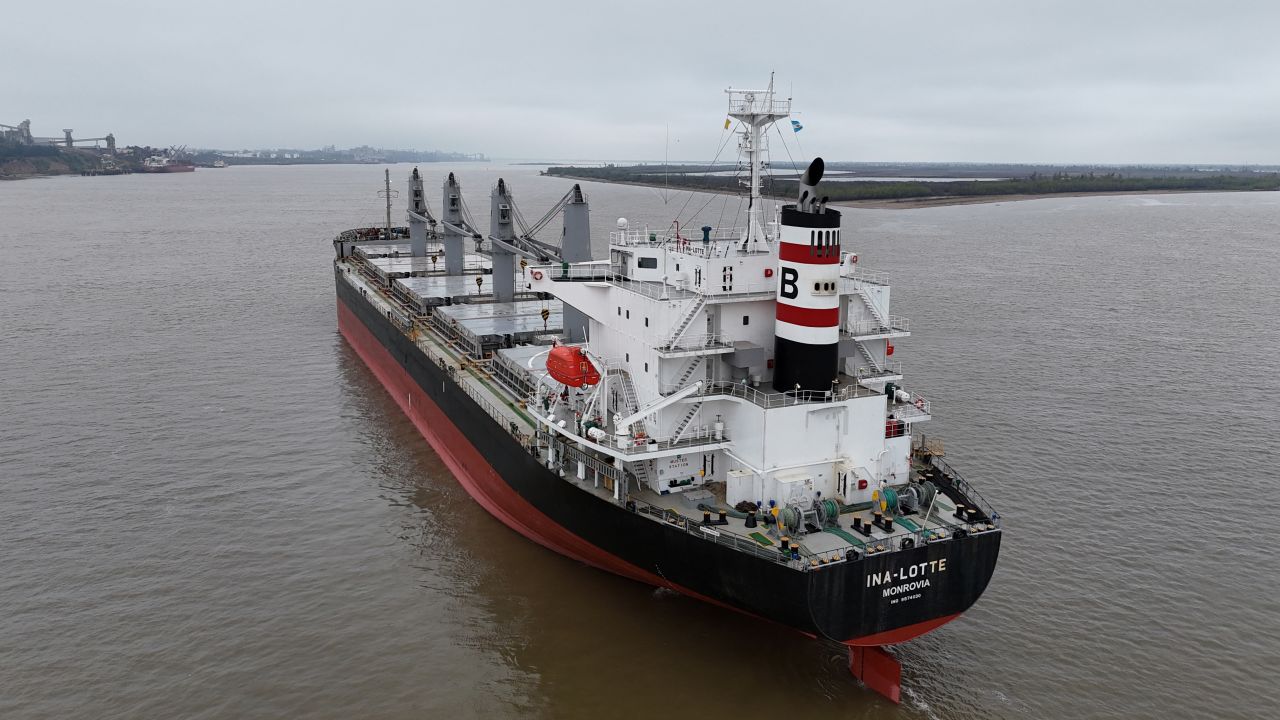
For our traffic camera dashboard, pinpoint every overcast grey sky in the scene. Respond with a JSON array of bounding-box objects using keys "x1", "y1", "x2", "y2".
[{"x1": 4, "y1": 1, "x2": 1279, "y2": 163}]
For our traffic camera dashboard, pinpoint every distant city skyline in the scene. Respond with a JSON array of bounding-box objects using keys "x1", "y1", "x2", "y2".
[{"x1": 4, "y1": 1, "x2": 1279, "y2": 164}]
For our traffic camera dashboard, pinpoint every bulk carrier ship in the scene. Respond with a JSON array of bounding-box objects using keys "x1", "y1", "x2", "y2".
[{"x1": 332, "y1": 81, "x2": 1001, "y2": 703}]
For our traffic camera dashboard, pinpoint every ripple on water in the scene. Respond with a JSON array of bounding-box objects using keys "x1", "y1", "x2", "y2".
[{"x1": 2, "y1": 171, "x2": 1277, "y2": 719}]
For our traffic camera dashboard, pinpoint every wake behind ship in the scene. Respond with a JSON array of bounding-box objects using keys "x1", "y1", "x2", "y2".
[{"x1": 332, "y1": 81, "x2": 1001, "y2": 703}]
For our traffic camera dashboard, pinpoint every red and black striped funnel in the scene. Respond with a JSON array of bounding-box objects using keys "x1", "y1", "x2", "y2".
[{"x1": 773, "y1": 158, "x2": 841, "y2": 393}]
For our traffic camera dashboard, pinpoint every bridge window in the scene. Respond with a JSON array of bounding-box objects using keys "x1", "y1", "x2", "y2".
[
  {"x1": 638, "y1": 256, "x2": 658, "y2": 269},
  {"x1": 742, "y1": 315, "x2": 750, "y2": 326}
]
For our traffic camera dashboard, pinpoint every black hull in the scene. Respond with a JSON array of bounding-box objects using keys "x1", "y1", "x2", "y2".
[{"x1": 336, "y1": 269, "x2": 1000, "y2": 644}]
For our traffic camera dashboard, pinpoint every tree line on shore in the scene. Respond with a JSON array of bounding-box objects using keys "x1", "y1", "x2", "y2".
[{"x1": 546, "y1": 165, "x2": 1280, "y2": 201}]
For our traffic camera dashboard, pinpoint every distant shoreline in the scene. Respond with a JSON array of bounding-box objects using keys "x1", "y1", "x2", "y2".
[{"x1": 543, "y1": 172, "x2": 1271, "y2": 209}]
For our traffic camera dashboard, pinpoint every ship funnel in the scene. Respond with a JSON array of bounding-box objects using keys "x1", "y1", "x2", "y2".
[
  {"x1": 773, "y1": 157, "x2": 841, "y2": 393},
  {"x1": 797, "y1": 157, "x2": 824, "y2": 212}
]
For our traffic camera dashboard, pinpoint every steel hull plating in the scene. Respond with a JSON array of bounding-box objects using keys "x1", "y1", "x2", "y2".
[{"x1": 335, "y1": 271, "x2": 1000, "y2": 645}]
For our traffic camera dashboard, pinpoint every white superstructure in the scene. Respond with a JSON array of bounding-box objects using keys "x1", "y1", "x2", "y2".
[{"x1": 526, "y1": 82, "x2": 928, "y2": 519}]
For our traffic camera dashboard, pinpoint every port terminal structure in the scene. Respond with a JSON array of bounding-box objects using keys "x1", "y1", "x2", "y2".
[{"x1": 2, "y1": 119, "x2": 116, "y2": 152}]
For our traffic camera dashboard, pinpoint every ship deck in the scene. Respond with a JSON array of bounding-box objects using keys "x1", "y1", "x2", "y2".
[{"x1": 335, "y1": 237, "x2": 1000, "y2": 572}]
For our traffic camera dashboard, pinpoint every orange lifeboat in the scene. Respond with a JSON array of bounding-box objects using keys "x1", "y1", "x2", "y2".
[{"x1": 546, "y1": 346, "x2": 601, "y2": 388}]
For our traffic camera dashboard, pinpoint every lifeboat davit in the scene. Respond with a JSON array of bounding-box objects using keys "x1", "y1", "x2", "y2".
[{"x1": 546, "y1": 346, "x2": 601, "y2": 388}]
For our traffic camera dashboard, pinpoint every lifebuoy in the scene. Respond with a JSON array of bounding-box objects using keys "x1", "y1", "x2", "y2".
[{"x1": 531, "y1": 270, "x2": 543, "y2": 280}]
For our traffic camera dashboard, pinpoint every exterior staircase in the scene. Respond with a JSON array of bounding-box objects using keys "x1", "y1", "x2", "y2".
[
  {"x1": 670, "y1": 357, "x2": 705, "y2": 392},
  {"x1": 853, "y1": 287, "x2": 888, "y2": 328},
  {"x1": 614, "y1": 369, "x2": 649, "y2": 436},
  {"x1": 672, "y1": 402, "x2": 703, "y2": 441},
  {"x1": 612, "y1": 368, "x2": 653, "y2": 489},
  {"x1": 857, "y1": 341, "x2": 884, "y2": 373},
  {"x1": 666, "y1": 295, "x2": 707, "y2": 348}
]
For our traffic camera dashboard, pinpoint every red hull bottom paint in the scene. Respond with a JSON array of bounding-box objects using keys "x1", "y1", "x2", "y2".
[
  {"x1": 848, "y1": 646, "x2": 902, "y2": 704},
  {"x1": 338, "y1": 297, "x2": 945, "y2": 704},
  {"x1": 840, "y1": 614, "x2": 959, "y2": 704},
  {"x1": 338, "y1": 299, "x2": 649, "y2": 582},
  {"x1": 846, "y1": 612, "x2": 960, "y2": 647},
  {"x1": 338, "y1": 299, "x2": 733, "y2": 608}
]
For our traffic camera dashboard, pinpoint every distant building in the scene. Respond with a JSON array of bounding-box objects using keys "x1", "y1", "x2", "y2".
[{"x1": 1, "y1": 119, "x2": 34, "y2": 144}]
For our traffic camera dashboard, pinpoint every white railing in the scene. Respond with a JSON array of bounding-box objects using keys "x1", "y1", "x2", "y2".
[
  {"x1": 847, "y1": 316, "x2": 910, "y2": 337},
  {"x1": 609, "y1": 230, "x2": 651, "y2": 246},
  {"x1": 841, "y1": 270, "x2": 889, "y2": 289},
  {"x1": 530, "y1": 259, "x2": 780, "y2": 303},
  {"x1": 539, "y1": 413, "x2": 726, "y2": 455},
  {"x1": 650, "y1": 332, "x2": 732, "y2": 353},
  {"x1": 889, "y1": 390, "x2": 932, "y2": 418},
  {"x1": 700, "y1": 280, "x2": 778, "y2": 299},
  {"x1": 610, "y1": 227, "x2": 757, "y2": 259},
  {"x1": 856, "y1": 361, "x2": 904, "y2": 380},
  {"x1": 726, "y1": 92, "x2": 791, "y2": 117},
  {"x1": 531, "y1": 261, "x2": 615, "y2": 280},
  {"x1": 659, "y1": 379, "x2": 876, "y2": 408}
]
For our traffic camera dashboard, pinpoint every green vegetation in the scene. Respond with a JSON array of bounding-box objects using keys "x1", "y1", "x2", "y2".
[
  {"x1": 0, "y1": 139, "x2": 62, "y2": 161},
  {"x1": 546, "y1": 164, "x2": 1280, "y2": 202},
  {"x1": 0, "y1": 139, "x2": 97, "y2": 177}
]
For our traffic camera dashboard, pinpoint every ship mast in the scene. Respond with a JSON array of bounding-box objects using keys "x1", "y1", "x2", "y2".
[
  {"x1": 726, "y1": 74, "x2": 791, "y2": 251},
  {"x1": 377, "y1": 168, "x2": 399, "y2": 241}
]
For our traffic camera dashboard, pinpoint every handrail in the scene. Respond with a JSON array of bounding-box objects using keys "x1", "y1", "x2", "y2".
[
  {"x1": 649, "y1": 332, "x2": 733, "y2": 353},
  {"x1": 625, "y1": 494, "x2": 800, "y2": 567},
  {"x1": 927, "y1": 455, "x2": 999, "y2": 526},
  {"x1": 888, "y1": 390, "x2": 931, "y2": 418},
  {"x1": 847, "y1": 316, "x2": 910, "y2": 336},
  {"x1": 855, "y1": 361, "x2": 903, "y2": 380},
  {"x1": 537, "y1": 409, "x2": 727, "y2": 455},
  {"x1": 841, "y1": 270, "x2": 889, "y2": 288},
  {"x1": 660, "y1": 378, "x2": 876, "y2": 407}
]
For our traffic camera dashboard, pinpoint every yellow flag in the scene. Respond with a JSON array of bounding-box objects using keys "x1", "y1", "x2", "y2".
[{"x1": 724, "y1": 118, "x2": 731, "y2": 130}]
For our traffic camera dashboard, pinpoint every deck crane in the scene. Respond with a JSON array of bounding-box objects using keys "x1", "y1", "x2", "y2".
[{"x1": 487, "y1": 183, "x2": 589, "y2": 264}]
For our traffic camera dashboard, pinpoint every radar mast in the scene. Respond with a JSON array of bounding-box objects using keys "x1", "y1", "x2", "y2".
[{"x1": 725, "y1": 73, "x2": 791, "y2": 251}]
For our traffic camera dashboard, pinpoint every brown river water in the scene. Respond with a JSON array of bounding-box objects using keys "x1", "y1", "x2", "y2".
[{"x1": 2, "y1": 164, "x2": 1277, "y2": 719}]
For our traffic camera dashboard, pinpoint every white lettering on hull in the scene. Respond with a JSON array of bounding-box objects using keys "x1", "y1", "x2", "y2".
[
  {"x1": 865, "y1": 558, "x2": 947, "y2": 588},
  {"x1": 882, "y1": 578, "x2": 930, "y2": 597}
]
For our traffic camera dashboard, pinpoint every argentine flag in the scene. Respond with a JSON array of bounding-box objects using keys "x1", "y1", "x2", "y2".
[{"x1": 791, "y1": 119, "x2": 803, "y2": 133}]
